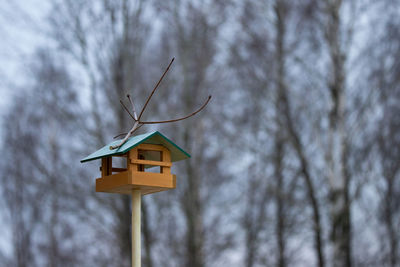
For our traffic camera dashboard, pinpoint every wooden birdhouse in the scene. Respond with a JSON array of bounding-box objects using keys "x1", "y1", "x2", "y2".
[
  {"x1": 79, "y1": 58, "x2": 210, "y2": 267},
  {"x1": 80, "y1": 131, "x2": 190, "y2": 195}
]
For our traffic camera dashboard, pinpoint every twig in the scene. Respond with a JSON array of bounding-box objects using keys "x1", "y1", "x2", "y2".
[
  {"x1": 140, "y1": 96, "x2": 212, "y2": 124},
  {"x1": 113, "y1": 124, "x2": 143, "y2": 139},
  {"x1": 110, "y1": 121, "x2": 140, "y2": 150},
  {"x1": 127, "y1": 94, "x2": 138, "y2": 120},
  {"x1": 113, "y1": 132, "x2": 128, "y2": 139},
  {"x1": 110, "y1": 58, "x2": 212, "y2": 150},
  {"x1": 120, "y1": 100, "x2": 136, "y2": 120},
  {"x1": 131, "y1": 124, "x2": 143, "y2": 134},
  {"x1": 138, "y1": 57, "x2": 174, "y2": 120}
]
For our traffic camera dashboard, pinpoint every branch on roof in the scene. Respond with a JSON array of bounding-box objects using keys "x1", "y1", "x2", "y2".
[
  {"x1": 110, "y1": 58, "x2": 212, "y2": 150},
  {"x1": 110, "y1": 121, "x2": 140, "y2": 150}
]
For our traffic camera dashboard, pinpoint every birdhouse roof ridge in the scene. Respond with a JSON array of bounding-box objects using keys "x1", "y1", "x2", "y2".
[{"x1": 80, "y1": 131, "x2": 190, "y2": 163}]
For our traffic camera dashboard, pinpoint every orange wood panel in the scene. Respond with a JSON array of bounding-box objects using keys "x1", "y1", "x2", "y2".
[
  {"x1": 101, "y1": 157, "x2": 112, "y2": 177},
  {"x1": 161, "y1": 148, "x2": 171, "y2": 174},
  {"x1": 128, "y1": 148, "x2": 139, "y2": 172},
  {"x1": 137, "y1": 144, "x2": 164, "y2": 151},
  {"x1": 96, "y1": 171, "x2": 176, "y2": 195},
  {"x1": 130, "y1": 159, "x2": 172, "y2": 167},
  {"x1": 131, "y1": 172, "x2": 175, "y2": 188}
]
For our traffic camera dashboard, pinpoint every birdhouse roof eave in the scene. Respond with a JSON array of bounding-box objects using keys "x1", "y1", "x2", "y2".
[{"x1": 80, "y1": 131, "x2": 190, "y2": 163}]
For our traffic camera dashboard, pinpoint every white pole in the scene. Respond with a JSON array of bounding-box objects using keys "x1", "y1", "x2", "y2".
[{"x1": 132, "y1": 189, "x2": 141, "y2": 267}]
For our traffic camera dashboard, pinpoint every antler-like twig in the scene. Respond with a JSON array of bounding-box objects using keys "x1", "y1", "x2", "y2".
[
  {"x1": 113, "y1": 124, "x2": 143, "y2": 139},
  {"x1": 110, "y1": 58, "x2": 211, "y2": 150},
  {"x1": 110, "y1": 121, "x2": 139, "y2": 149},
  {"x1": 120, "y1": 100, "x2": 136, "y2": 121},
  {"x1": 113, "y1": 132, "x2": 128, "y2": 139},
  {"x1": 140, "y1": 95, "x2": 211, "y2": 124},
  {"x1": 127, "y1": 94, "x2": 138, "y2": 121},
  {"x1": 138, "y1": 57, "x2": 174, "y2": 120}
]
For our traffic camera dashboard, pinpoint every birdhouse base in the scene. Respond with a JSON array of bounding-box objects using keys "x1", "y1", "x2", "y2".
[{"x1": 96, "y1": 171, "x2": 176, "y2": 195}]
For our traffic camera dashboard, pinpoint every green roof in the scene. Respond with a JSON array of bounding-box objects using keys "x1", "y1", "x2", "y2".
[{"x1": 80, "y1": 131, "x2": 190, "y2": 163}]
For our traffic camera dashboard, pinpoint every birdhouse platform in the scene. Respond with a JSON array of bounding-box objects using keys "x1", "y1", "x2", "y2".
[{"x1": 81, "y1": 131, "x2": 190, "y2": 195}]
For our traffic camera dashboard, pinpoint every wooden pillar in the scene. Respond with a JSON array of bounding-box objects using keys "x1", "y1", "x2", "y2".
[
  {"x1": 132, "y1": 189, "x2": 141, "y2": 267},
  {"x1": 161, "y1": 148, "x2": 171, "y2": 174},
  {"x1": 101, "y1": 157, "x2": 112, "y2": 177}
]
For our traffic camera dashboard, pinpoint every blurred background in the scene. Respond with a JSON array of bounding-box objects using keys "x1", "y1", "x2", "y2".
[{"x1": 0, "y1": 0, "x2": 399, "y2": 266}]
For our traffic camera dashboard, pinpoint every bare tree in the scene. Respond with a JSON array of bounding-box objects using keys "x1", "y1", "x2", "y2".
[
  {"x1": 319, "y1": 1, "x2": 352, "y2": 265},
  {"x1": 367, "y1": 3, "x2": 400, "y2": 264},
  {"x1": 3, "y1": 0, "x2": 400, "y2": 266},
  {"x1": 229, "y1": 1, "x2": 326, "y2": 266},
  {"x1": 274, "y1": 1, "x2": 326, "y2": 266},
  {"x1": 149, "y1": 1, "x2": 232, "y2": 266},
  {"x1": 0, "y1": 48, "x2": 86, "y2": 266},
  {"x1": 377, "y1": 99, "x2": 400, "y2": 267},
  {"x1": 48, "y1": 1, "x2": 154, "y2": 266},
  {"x1": 2, "y1": 96, "x2": 37, "y2": 267}
]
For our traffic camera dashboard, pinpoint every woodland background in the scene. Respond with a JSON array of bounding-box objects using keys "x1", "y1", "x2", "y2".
[{"x1": 0, "y1": 0, "x2": 399, "y2": 267}]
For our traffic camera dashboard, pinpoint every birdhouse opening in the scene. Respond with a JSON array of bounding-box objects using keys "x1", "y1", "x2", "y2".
[
  {"x1": 100, "y1": 155, "x2": 129, "y2": 177},
  {"x1": 138, "y1": 149, "x2": 162, "y2": 173},
  {"x1": 131, "y1": 144, "x2": 172, "y2": 175},
  {"x1": 112, "y1": 156, "x2": 128, "y2": 173}
]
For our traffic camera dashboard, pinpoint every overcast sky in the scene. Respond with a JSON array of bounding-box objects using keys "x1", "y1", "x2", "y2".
[{"x1": 0, "y1": 1, "x2": 50, "y2": 115}]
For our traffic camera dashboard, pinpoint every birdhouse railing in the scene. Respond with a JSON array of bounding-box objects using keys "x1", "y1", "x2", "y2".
[
  {"x1": 100, "y1": 157, "x2": 129, "y2": 174},
  {"x1": 132, "y1": 144, "x2": 172, "y2": 174}
]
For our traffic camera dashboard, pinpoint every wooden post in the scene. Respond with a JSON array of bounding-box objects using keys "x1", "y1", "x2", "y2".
[
  {"x1": 132, "y1": 189, "x2": 141, "y2": 267},
  {"x1": 129, "y1": 148, "x2": 141, "y2": 266}
]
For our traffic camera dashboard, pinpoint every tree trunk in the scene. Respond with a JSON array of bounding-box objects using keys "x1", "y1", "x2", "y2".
[
  {"x1": 182, "y1": 129, "x2": 204, "y2": 267},
  {"x1": 324, "y1": 1, "x2": 351, "y2": 266},
  {"x1": 274, "y1": 1, "x2": 325, "y2": 266},
  {"x1": 275, "y1": 6, "x2": 287, "y2": 263},
  {"x1": 118, "y1": 196, "x2": 132, "y2": 267},
  {"x1": 274, "y1": 139, "x2": 286, "y2": 267},
  {"x1": 384, "y1": 175, "x2": 398, "y2": 267}
]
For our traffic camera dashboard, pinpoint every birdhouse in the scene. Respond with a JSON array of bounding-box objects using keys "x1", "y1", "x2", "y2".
[{"x1": 80, "y1": 131, "x2": 190, "y2": 195}]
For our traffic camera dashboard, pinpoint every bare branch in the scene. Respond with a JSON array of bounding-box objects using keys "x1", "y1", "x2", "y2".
[
  {"x1": 112, "y1": 59, "x2": 212, "y2": 149},
  {"x1": 113, "y1": 124, "x2": 143, "y2": 139},
  {"x1": 140, "y1": 95, "x2": 212, "y2": 124},
  {"x1": 110, "y1": 121, "x2": 140, "y2": 149},
  {"x1": 113, "y1": 132, "x2": 128, "y2": 139},
  {"x1": 132, "y1": 123, "x2": 144, "y2": 134},
  {"x1": 138, "y1": 57, "x2": 175, "y2": 120},
  {"x1": 127, "y1": 94, "x2": 138, "y2": 120},
  {"x1": 120, "y1": 99, "x2": 136, "y2": 121}
]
